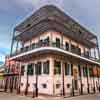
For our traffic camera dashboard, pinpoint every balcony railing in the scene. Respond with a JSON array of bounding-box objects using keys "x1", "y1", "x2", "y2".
[{"x1": 11, "y1": 41, "x2": 98, "y2": 61}]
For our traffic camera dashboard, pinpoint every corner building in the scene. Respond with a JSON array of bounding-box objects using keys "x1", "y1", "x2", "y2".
[{"x1": 7, "y1": 5, "x2": 100, "y2": 97}]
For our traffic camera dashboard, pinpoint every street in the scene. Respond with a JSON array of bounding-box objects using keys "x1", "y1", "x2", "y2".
[{"x1": 0, "y1": 92, "x2": 100, "y2": 100}]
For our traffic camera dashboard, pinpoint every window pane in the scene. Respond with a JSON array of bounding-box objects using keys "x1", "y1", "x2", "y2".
[
  {"x1": 27, "y1": 64, "x2": 33, "y2": 75},
  {"x1": 83, "y1": 67, "x2": 87, "y2": 77},
  {"x1": 43, "y1": 60, "x2": 49, "y2": 74},
  {"x1": 54, "y1": 61, "x2": 61, "y2": 74},
  {"x1": 65, "y1": 63, "x2": 70, "y2": 75}
]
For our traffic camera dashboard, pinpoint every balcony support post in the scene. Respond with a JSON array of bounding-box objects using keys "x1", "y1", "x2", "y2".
[
  {"x1": 97, "y1": 66, "x2": 100, "y2": 92},
  {"x1": 61, "y1": 61, "x2": 65, "y2": 97},
  {"x1": 89, "y1": 49, "x2": 91, "y2": 58},
  {"x1": 78, "y1": 64, "x2": 83, "y2": 95},
  {"x1": 61, "y1": 33, "x2": 63, "y2": 49},
  {"x1": 92, "y1": 64, "x2": 96, "y2": 93},
  {"x1": 50, "y1": 32, "x2": 53, "y2": 46},
  {"x1": 10, "y1": 29, "x2": 16, "y2": 56},
  {"x1": 86, "y1": 64, "x2": 90, "y2": 94},
  {"x1": 69, "y1": 40, "x2": 71, "y2": 52},
  {"x1": 30, "y1": 39, "x2": 32, "y2": 50},
  {"x1": 16, "y1": 41, "x2": 19, "y2": 54},
  {"x1": 94, "y1": 48, "x2": 96, "y2": 59}
]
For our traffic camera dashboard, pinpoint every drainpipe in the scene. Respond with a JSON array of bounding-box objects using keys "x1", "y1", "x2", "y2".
[
  {"x1": 25, "y1": 65, "x2": 28, "y2": 95},
  {"x1": 17, "y1": 61, "x2": 21, "y2": 94},
  {"x1": 92, "y1": 65, "x2": 96, "y2": 93},
  {"x1": 78, "y1": 64, "x2": 83, "y2": 95},
  {"x1": 96, "y1": 67, "x2": 100, "y2": 92}
]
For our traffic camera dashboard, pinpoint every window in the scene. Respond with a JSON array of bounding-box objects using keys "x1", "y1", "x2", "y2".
[
  {"x1": 32, "y1": 43, "x2": 35, "y2": 49},
  {"x1": 56, "y1": 84, "x2": 60, "y2": 89},
  {"x1": 43, "y1": 60, "x2": 49, "y2": 74},
  {"x1": 25, "y1": 46, "x2": 29, "y2": 51},
  {"x1": 21, "y1": 65, "x2": 25, "y2": 75},
  {"x1": 38, "y1": 40, "x2": 43, "y2": 46},
  {"x1": 26, "y1": 23, "x2": 31, "y2": 27},
  {"x1": 71, "y1": 44, "x2": 76, "y2": 52},
  {"x1": 27, "y1": 64, "x2": 34, "y2": 75},
  {"x1": 35, "y1": 62, "x2": 42, "y2": 75},
  {"x1": 77, "y1": 48, "x2": 81, "y2": 55},
  {"x1": 89, "y1": 67, "x2": 93, "y2": 77},
  {"x1": 65, "y1": 63, "x2": 70, "y2": 75},
  {"x1": 83, "y1": 67, "x2": 87, "y2": 77},
  {"x1": 56, "y1": 38, "x2": 60, "y2": 48},
  {"x1": 54, "y1": 61, "x2": 61, "y2": 74},
  {"x1": 42, "y1": 84, "x2": 47, "y2": 88},
  {"x1": 66, "y1": 42, "x2": 69, "y2": 51},
  {"x1": 67, "y1": 84, "x2": 70, "y2": 88}
]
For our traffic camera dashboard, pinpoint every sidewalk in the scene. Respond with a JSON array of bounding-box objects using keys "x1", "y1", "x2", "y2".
[
  {"x1": 35, "y1": 93, "x2": 100, "y2": 100},
  {"x1": 0, "y1": 91, "x2": 100, "y2": 100}
]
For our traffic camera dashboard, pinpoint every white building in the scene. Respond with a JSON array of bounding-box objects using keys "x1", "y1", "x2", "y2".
[{"x1": 5, "y1": 5, "x2": 100, "y2": 97}]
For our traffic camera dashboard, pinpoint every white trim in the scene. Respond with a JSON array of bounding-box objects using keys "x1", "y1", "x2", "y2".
[{"x1": 9, "y1": 47, "x2": 100, "y2": 66}]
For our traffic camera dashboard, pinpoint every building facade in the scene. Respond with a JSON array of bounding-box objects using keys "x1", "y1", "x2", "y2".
[
  {"x1": 0, "y1": 64, "x2": 5, "y2": 89},
  {"x1": 5, "y1": 5, "x2": 100, "y2": 97}
]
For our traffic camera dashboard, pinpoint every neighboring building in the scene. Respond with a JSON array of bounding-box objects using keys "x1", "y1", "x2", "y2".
[
  {"x1": 5, "y1": 5, "x2": 100, "y2": 97},
  {"x1": 4, "y1": 55, "x2": 20, "y2": 93},
  {"x1": 0, "y1": 64, "x2": 5, "y2": 89}
]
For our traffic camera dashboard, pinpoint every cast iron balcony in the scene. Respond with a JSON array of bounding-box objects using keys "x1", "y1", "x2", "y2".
[{"x1": 10, "y1": 40, "x2": 97, "y2": 61}]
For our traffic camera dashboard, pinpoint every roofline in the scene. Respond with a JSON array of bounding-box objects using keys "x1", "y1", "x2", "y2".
[{"x1": 14, "y1": 5, "x2": 96, "y2": 39}]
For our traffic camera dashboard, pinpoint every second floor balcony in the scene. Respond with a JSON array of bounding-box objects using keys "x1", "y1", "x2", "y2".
[{"x1": 10, "y1": 37, "x2": 98, "y2": 62}]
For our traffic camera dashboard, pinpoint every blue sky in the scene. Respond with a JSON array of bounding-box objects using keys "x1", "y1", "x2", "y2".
[{"x1": 0, "y1": 0, "x2": 100, "y2": 62}]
